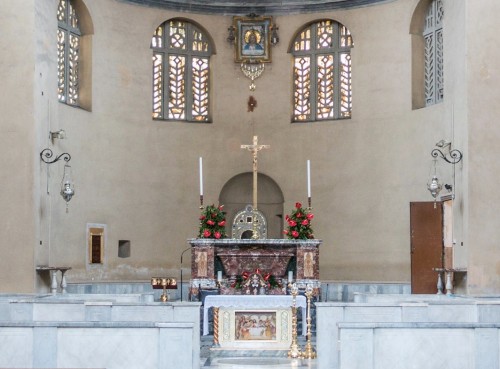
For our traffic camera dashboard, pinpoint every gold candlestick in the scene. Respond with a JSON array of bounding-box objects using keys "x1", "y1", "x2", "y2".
[
  {"x1": 288, "y1": 283, "x2": 302, "y2": 359},
  {"x1": 160, "y1": 278, "x2": 170, "y2": 302},
  {"x1": 301, "y1": 284, "x2": 317, "y2": 359}
]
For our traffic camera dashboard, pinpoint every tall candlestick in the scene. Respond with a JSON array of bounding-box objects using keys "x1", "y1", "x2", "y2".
[
  {"x1": 307, "y1": 160, "x2": 311, "y2": 198},
  {"x1": 199, "y1": 157, "x2": 203, "y2": 197}
]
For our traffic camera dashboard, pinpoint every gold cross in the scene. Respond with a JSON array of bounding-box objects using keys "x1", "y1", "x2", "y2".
[{"x1": 241, "y1": 135, "x2": 270, "y2": 213}]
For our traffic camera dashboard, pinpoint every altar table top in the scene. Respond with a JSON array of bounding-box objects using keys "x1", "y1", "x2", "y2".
[{"x1": 203, "y1": 294, "x2": 307, "y2": 336}]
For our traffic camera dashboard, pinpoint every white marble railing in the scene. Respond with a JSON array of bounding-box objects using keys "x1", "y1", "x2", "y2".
[
  {"x1": 0, "y1": 295, "x2": 201, "y2": 369},
  {"x1": 0, "y1": 321, "x2": 195, "y2": 369},
  {"x1": 338, "y1": 322, "x2": 500, "y2": 369},
  {"x1": 316, "y1": 296, "x2": 500, "y2": 369},
  {"x1": 63, "y1": 281, "x2": 411, "y2": 302}
]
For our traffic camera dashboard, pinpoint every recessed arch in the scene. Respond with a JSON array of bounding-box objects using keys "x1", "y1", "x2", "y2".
[
  {"x1": 151, "y1": 17, "x2": 217, "y2": 55},
  {"x1": 409, "y1": 0, "x2": 433, "y2": 35},
  {"x1": 219, "y1": 172, "x2": 284, "y2": 239},
  {"x1": 72, "y1": 0, "x2": 94, "y2": 35},
  {"x1": 287, "y1": 18, "x2": 352, "y2": 54}
]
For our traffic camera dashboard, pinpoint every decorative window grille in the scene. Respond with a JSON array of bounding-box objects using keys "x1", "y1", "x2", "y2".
[
  {"x1": 292, "y1": 20, "x2": 353, "y2": 122},
  {"x1": 424, "y1": 0, "x2": 444, "y2": 106},
  {"x1": 57, "y1": 0, "x2": 81, "y2": 106},
  {"x1": 152, "y1": 20, "x2": 212, "y2": 122}
]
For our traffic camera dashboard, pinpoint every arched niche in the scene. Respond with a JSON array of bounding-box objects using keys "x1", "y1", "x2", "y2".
[{"x1": 219, "y1": 173, "x2": 284, "y2": 239}]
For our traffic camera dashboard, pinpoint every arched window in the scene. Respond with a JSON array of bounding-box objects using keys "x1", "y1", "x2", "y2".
[
  {"x1": 57, "y1": 0, "x2": 80, "y2": 106},
  {"x1": 152, "y1": 19, "x2": 213, "y2": 122},
  {"x1": 57, "y1": 0, "x2": 93, "y2": 110},
  {"x1": 410, "y1": 0, "x2": 444, "y2": 109},
  {"x1": 291, "y1": 20, "x2": 353, "y2": 122},
  {"x1": 423, "y1": 0, "x2": 444, "y2": 106}
]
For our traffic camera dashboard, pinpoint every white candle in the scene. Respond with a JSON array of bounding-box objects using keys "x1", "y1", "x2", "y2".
[
  {"x1": 288, "y1": 270, "x2": 293, "y2": 282},
  {"x1": 307, "y1": 159, "x2": 311, "y2": 198},
  {"x1": 199, "y1": 157, "x2": 203, "y2": 196},
  {"x1": 217, "y1": 271, "x2": 222, "y2": 281}
]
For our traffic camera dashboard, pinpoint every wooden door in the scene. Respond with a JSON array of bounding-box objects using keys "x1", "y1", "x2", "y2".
[{"x1": 410, "y1": 202, "x2": 443, "y2": 294}]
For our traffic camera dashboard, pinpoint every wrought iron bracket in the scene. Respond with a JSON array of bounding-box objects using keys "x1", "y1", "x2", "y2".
[
  {"x1": 40, "y1": 148, "x2": 71, "y2": 164},
  {"x1": 431, "y1": 148, "x2": 463, "y2": 164}
]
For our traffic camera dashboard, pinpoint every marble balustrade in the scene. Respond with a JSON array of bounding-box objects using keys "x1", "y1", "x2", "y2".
[
  {"x1": 316, "y1": 295, "x2": 500, "y2": 369},
  {"x1": 338, "y1": 322, "x2": 500, "y2": 369},
  {"x1": 0, "y1": 294, "x2": 201, "y2": 369},
  {"x1": 64, "y1": 281, "x2": 412, "y2": 302}
]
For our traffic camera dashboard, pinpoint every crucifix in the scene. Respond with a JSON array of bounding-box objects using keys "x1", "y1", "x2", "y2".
[{"x1": 241, "y1": 135, "x2": 270, "y2": 239}]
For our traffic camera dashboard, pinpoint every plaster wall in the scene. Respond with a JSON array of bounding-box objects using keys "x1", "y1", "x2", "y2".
[
  {"x1": 442, "y1": 0, "x2": 467, "y2": 271},
  {"x1": 465, "y1": 0, "x2": 500, "y2": 294},
  {"x1": 0, "y1": 0, "x2": 38, "y2": 292},
  {"x1": 48, "y1": 0, "x2": 449, "y2": 283},
  {"x1": 0, "y1": 0, "x2": 484, "y2": 291}
]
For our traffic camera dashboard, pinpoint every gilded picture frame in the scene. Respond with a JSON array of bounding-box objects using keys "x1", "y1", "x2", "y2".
[{"x1": 233, "y1": 16, "x2": 272, "y2": 63}]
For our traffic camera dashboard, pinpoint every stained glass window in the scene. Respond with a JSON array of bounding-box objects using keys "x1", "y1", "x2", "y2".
[
  {"x1": 424, "y1": 0, "x2": 444, "y2": 106},
  {"x1": 57, "y1": 0, "x2": 81, "y2": 106},
  {"x1": 152, "y1": 20, "x2": 212, "y2": 122},
  {"x1": 292, "y1": 20, "x2": 353, "y2": 122}
]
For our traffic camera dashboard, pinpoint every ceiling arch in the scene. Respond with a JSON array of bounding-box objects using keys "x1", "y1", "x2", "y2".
[{"x1": 118, "y1": 0, "x2": 394, "y2": 16}]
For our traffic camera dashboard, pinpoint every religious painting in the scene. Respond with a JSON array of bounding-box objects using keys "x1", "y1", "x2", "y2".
[
  {"x1": 304, "y1": 251, "x2": 315, "y2": 278},
  {"x1": 235, "y1": 311, "x2": 277, "y2": 341},
  {"x1": 195, "y1": 251, "x2": 208, "y2": 277},
  {"x1": 233, "y1": 16, "x2": 272, "y2": 63}
]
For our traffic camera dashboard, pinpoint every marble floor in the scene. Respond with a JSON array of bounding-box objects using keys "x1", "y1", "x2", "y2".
[{"x1": 200, "y1": 336, "x2": 318, "y2": 369}]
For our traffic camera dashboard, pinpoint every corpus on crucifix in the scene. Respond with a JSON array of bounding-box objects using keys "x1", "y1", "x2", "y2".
[{"x1": 241, "y1": 135, "x2": 270, "y2": 239}]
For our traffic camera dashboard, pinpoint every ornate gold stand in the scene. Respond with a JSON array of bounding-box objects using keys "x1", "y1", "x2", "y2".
[
  {"x1": 288, "y1": 283, "x2": 302, "y2": 359},
  {"x1": 301, "y1": 284, "x2": 317, "y2": 359},
  {"x1": 151, "y1": 277, "x2": 177, "y2": 302}
]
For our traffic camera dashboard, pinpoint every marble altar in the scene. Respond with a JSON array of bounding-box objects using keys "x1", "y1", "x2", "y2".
[
  {"x1": 188, "y1": 239, "x2": 321, "y2": 300},
  {"x1": 203, "y1": 295, "x2": 307, "y2": 336}
]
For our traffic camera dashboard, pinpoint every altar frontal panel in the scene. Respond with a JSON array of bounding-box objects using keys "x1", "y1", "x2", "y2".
[{"x1": 218, "y1": 307, "x2": 292, "y2": 349}]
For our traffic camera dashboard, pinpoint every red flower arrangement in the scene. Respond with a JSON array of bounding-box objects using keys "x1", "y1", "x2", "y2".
[
  {"x1": 198, "y1": 204, "x2": 227, "y2": 239},
  {"x1": 231, "y1": 268, "x2": 282, "y2": 290},
  {"x1": 283, "y1": 202, "x2": 314, "y2": 239}
]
